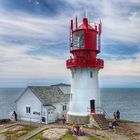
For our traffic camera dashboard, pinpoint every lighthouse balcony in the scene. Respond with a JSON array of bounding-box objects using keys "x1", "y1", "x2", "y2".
[{"x1": 66, "y1": 58, "x2": 104, "y2": 69}]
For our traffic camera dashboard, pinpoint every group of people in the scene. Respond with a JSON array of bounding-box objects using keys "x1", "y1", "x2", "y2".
[
  {"x1": 71, "y1": 122, "x2": 84, "y2": 136},
  {"x1": 113, "y1": 110, "x2": 120, "y2": 120},
  {"x1": 109, "y1": 110, "x2": 120, "y2": 133}
]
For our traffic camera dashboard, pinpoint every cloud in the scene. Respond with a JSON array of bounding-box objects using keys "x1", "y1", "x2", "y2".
[
  {"x1": 0, "y1": 9, "x2": 70, "y2": 58},
  {"x1": 0, "y1": 10, "x2": 69, "y2": 41},
  {"x1": 101, "y1": 53, "x2": 140, "y2": 76},
  {"x1": 68, "y1": 0, "x2": 140, "y2": 43},
  {"x1": 0, "y1": 45, "x2": 69, "y2": 79},
  {"x1": 0, "y1": 0, "x2": 140, "y2": 87},
  {"x1": 0, "y1": 0, "x2": 71, "y2": 17}
]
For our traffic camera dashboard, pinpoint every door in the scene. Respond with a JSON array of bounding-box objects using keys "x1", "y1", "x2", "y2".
[
  {"x1": 42, "y1": 107, "x2": 47, "y2": 123},
  {"x1": 48, "y1": 110, "x2": 55, "y2": 123},
  {"x1": 90, "y1": 99, "x2": 95, "y2": 113}
]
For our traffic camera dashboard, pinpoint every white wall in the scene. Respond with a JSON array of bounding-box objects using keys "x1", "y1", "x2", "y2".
[
  {"x1": 16, "y1": 88, "x2": 42, "y2": 123},
  {"x1": 68, "y1": 67, "x2": 100, "y2": 116},
  {"x1": 53, "y1": 102, "x2": 69, "y2": 118}
]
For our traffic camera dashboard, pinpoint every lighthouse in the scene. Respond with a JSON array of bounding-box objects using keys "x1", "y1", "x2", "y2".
[{"x1": 66, "y1": 17, "x2": 104, "y2": 124}]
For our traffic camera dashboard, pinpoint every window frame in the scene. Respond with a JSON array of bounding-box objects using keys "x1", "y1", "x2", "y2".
[
  {"x1": 90, "y1": 71, "x2": 93, "y2": 78},
  {"x1": 26, "y1": 106, "x2": 31, "y2": 114},
  {"x1": 62, "y1": 105, "x2": 67, "y2": 111},
  {"x1": 73, "y1": 31, "x2": 84, "y2": 49}
]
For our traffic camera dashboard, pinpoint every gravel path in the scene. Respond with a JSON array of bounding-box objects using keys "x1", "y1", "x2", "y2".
[{"x1": 43, "y1": 128, "x2": 68, "y2": 140}]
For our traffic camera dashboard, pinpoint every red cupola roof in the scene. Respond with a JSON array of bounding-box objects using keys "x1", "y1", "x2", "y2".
[
  {"x1": 76, "y1": 18, "x2": 94, "y2": 30},
  {"x1": 66, "y1": 17, "x2": 104, "y2": 69}
]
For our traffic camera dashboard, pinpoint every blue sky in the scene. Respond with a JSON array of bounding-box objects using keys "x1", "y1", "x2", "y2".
[{"x1": 0, "y1": 0, "x2": 140, "y2": 88}]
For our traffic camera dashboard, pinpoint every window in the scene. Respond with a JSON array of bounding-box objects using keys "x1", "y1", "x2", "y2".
[
  {"x1": 26, "y1": 106, "x2": 31, "y2": 114},
  {"x1": 90, "y1": 71, "x2": 93, "y2": 78},
  {"x1": 72, "y1": 71, "x2": 74, "y2": 78},
  {"x1": 73, "y1": 31, "x2": 84, "y2": 49},
  {"x1": 62, "y1": 105, "x2": 67, "y2": 111}
]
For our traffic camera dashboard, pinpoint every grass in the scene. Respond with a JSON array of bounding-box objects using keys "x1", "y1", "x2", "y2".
[
  {"x1": 60, "y1": 131, "x2": 77, "y2": 140},
  {"x1": 21, "y1": 124, "x2": 37, "y2": 131},
  {"x1": 29, "y1": 130, "x2": 76, "y2": 140},
  {"x1": 29, "y1": 133, "x2": 48, "y2": 140},
  {"x1": 2, "y1": 124, "x2": 37, "y2": 140},
  {"x1": 28, "y1": 128, "x2": 49, "y2": 140},
  {"x1": 89, "y1": 136, "x2": 101, "y2": 140}
]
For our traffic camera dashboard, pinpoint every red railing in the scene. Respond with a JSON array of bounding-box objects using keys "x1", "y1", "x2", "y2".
[{"x1": 66, "y1": 58, "x2": 104, "y2": 69}]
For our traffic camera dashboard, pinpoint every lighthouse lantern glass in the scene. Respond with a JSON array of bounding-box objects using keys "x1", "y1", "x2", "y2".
[{"x1": 73, "y1": 31, "x2": 84, "y2": 49}]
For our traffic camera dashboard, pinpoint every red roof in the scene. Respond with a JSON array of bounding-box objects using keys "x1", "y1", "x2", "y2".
[{"x1": 78, "y1": 23, "x2": 94, "y2": 30}]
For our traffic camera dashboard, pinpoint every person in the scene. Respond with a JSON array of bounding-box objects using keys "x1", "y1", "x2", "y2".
[
  {"x1": 73, "y1": 126, "x2": 78, "y2": 135},
  {"x1": 116, "y1": 110, "x2": 120, "y2": 119},
  {"x1": 79, "y1": 125, "x2": 84, "y2": 136},
  {"x1": 9, "y1": 111, "x2": 17, "y2": 121},
  {"x1": 109, "y1": 122, "x2": 112, "y2": 129},
  {"x1": 62, "y1": 115, "x2": 66, "y2": 124},
  {"x1": 113, "y1": 112, "x2": 117, "y2": 119},
  {"x1": 13, "y1": 111, "x2": 17, "y2": 121},
  {"x1": 112, "y1": 119, "x2": 117, "y2": 133},
  {"x1": 9, "y1": 111, "x2": 13, "y2": 121},
  {"x1": 76, "y1": 124, "x2": 80, "y2": 135},
  {"x1": 71, "y1": 122, "x2": 76, "y2": 134}
]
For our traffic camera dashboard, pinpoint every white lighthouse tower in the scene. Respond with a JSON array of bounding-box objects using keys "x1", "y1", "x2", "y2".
[{"x1": 66, "y1": 17, "x2": 104, "y2": 124}]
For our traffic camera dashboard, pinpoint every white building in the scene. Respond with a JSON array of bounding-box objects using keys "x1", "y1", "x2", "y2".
[{"x1": 16, "y1": 84, "x2": 70, "y2": 124}]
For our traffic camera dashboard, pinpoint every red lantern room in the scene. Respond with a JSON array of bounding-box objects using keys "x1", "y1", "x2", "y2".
[{"x1": 66, "y1": 17, "x2": 104, "y2": 69}]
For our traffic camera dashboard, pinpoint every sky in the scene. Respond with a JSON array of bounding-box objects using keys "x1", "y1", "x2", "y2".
[{"x1": 0, "y1": 0, "x2": 140, "y2": 88}]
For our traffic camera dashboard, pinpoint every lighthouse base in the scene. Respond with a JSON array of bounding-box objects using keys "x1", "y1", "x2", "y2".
[{"x1": 67, "y1": 114, "x2": 89, "y2": 124}]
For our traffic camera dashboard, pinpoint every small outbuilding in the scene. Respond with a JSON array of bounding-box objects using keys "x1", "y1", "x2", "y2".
[{"x1": 16, "y1": 84, "x2": 70, "y2": 124}]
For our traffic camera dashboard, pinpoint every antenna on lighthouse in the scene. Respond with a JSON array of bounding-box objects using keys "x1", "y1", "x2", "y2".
[
  {"x1": 84, "y1": 9, "x2": 87, "y2": 18},
  {"x1": 76, "y1": 16, "x2": 78, "y2": 29}
]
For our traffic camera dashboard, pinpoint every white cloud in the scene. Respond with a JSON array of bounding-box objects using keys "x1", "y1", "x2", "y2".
[
  {"x1": 0, "y1": 10, "x2": 69, "y2": 42},
  {"x1": 0, "y1": 0, "x2": 140, "y2": 87},
  {"x1": 0, "y1": 45, "x2": 69, "y2": 79},
  {"x1": 101, "y1": 53, "x2": 140, "y2": 76},
  {"x1": 65, "y1": 0, "x2": 140, "y2": 43}
]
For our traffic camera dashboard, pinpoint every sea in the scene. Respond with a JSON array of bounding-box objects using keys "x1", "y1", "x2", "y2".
[
  {"x1": 0, "y1": 88, "x2": 24, "y2": 120},
  {"x1": 0, "y1": 88, "x2": 140, "y2": 122}
]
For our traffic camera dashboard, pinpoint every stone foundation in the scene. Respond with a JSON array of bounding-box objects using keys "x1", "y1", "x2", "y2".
[
  {"x1": 89, "y1": 115, "x2": 100, "y2": 128},
  {"x1": 67, "y1": 114, "x2": 89, "y2": 124}
]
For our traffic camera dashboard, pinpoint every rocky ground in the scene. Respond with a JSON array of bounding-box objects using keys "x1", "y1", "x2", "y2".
[
  {"x1": 0, "y1": 122, "x2": 37, "y2": 140},
  {"x1": 43, "y1": 128, "x2": 68, "y2": 140},
  {"x1": 45, "y1": 121, "x2": 140, "y2": 140},
  {"x1": 0, "y1": 121, "x2": 140, "y2": 140},
  {"x1": 116, "y1": 122, "x2": 140, "y2": 140}
]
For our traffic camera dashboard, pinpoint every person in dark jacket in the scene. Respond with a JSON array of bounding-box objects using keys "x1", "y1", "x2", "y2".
[
  {"x1": 13, "y1": 111, "x2": 17, "y2": 121},
  {"x1": 112, "y1": 119, "x2": 117, "y2": 133},
  {"x1": 116, "y1": 110, "x2": 120, "y2": 119},
  {"x1": 62, "y1": 115, "x2": 66, "y2": 124}
]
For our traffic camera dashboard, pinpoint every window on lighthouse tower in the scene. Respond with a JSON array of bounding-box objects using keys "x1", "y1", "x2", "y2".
[
  {"x1": 73, "y1": 31, "x2": 84, "y2": 49},
  {"x1": 90, "y1": 71, "x2": 93, "y2": 78}
]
